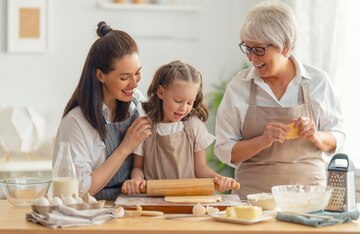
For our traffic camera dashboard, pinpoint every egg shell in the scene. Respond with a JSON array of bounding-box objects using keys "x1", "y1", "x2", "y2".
[
  {"x1": 75, "y1": 197, "x2": 84, "y2": 204},
  {"x1": 206, "y1": 206, "x2": 220, "y2": 214},
  {"x1": 50, "y1": 197, "x2": 63, "y2": 206},
  {"x1": 36, "y1": 197, "x2": 50, "y2": 206},
  {"x1": 63, "y1": 196, "x2": 77, "y2": 205},
  {"x1": 88, "y1": 196, "x2": 97, "y2": 204}
]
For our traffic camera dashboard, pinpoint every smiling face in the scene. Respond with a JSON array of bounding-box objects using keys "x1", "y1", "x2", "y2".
[
  {"x1": 244, "y1": 41, "x2": 290, "y2": 79},
  {"x1": 157, "y1": 79, "x2": 200, "y2": 123},
  {"x1": 96, "y1": 53, "x2": 141, "y2": 109}
]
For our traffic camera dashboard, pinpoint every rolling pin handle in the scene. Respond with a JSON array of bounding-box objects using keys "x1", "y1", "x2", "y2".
[
  {"x1": 232, "y1": 182, "x2": 240, "y2": 190},
  {"x1": 140, "y1": 185, "x2": 147, "y2": 193}
]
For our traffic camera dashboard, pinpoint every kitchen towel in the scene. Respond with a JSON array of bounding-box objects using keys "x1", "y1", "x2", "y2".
[
  {"x1": 26, "y1": 204, "x2": 124, "y2": 229},
  {"x1": 276, "y1": 209, "x2": 360, "y2": 227}
]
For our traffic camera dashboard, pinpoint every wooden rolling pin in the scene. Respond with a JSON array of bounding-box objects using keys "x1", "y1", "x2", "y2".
[{"x1": 122, "y1": 178, "x2": 240, "y2": 196}]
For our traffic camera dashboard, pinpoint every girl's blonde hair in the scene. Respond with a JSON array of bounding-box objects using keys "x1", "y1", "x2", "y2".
[{"x1": 143, "y1": 60, "x2": 208, "y2": 123}]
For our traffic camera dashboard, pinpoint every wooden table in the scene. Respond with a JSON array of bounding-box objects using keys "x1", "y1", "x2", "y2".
[{"x1": 0, "y1": 201, "x2": 359, "y2": 234}]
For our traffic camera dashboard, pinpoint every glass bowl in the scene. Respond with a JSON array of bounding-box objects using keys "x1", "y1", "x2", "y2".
[
  {"x1": 271, "y1": 185, "x2": 333, "y2": 212},
  {"x1": 247, "y1": 192, "x2": 277, "y2": 210},
  {"x1": 0, "y1": 178, "x2": 51, "y2": 207}
]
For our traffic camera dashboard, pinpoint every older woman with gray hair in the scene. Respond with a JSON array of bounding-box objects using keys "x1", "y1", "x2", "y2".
[{"x1": 215, "y1": 1, "x2": 344, "y2": 199}]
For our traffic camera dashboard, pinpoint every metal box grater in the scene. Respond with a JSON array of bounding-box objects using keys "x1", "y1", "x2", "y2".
[{"x1": 326, "y1": 153, "x2": 357, "y2": 211}]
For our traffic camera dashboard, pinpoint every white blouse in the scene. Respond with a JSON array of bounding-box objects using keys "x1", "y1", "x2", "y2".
[
  {"x1": 215, "y1": 55, "x2": 345, "y2": 167},
  {"x1": 52, "y1": 89, "x2": 145, "y2": 195}
]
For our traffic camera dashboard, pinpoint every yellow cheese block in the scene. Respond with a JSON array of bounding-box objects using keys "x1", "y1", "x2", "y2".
[
  {"x1": 234, "y1": 206, "x2": 262, "y2": 220},
  {"x1": 285, "y1": 123, "x2": 299, "y2": 140},
  {"x1": 225, "y1": 207, "x2": 237, "y2": 218}
]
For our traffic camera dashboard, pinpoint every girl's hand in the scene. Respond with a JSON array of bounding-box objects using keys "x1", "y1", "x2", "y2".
[
  {"x1": 119, "y1": 116, "x2": 152, "y2": 156},
  {"x1": 294, "y1": 117, "x2": 319, "y2": 143},
  {"x1": 213, "y1": 176, "x2": 238, "y2": 192},
  {"x1": 121, "y1": 179, "x2": 146, "y2": 195},
  {"x1": 261, "y1": 122, "x2": 289, "y2": 147}
]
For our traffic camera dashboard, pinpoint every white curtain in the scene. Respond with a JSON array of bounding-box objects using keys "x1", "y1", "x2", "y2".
[{"x1": 291, "y1": 0, "x2": 360, "y2": 167}]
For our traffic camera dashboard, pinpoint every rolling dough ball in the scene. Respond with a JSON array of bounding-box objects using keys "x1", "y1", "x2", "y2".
[
  {"x1": 36, "y1": 197, "x2": 50, "y2": 206},
  {"x1": 192, "y1": 203, "x2": 206, "y2": 215}
]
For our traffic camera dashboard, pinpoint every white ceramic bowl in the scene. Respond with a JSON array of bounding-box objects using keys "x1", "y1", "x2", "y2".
[
  {"x1": 0, "y1": 178, "x2": 51, "y2": 207},
  {"x1": 271, "y1": 185, "x2": 333, "y2": 212},
  {"x1": 247, "y1": 192, "x2": 277, "y2": 210}
]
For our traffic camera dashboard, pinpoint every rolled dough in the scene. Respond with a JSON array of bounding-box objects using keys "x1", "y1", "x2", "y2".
[{"x1": 164, "y1": 195, "x2": 222, "y2": 204}]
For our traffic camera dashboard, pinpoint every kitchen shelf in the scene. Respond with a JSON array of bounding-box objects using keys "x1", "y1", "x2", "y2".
[{"x1": 97, "y1": 0, "x2": 200, "y2": 12}]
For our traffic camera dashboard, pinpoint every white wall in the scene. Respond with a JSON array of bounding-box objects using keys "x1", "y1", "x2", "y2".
[{"x1": 0, "y1": 0, "x2": 258, "y2": 149}]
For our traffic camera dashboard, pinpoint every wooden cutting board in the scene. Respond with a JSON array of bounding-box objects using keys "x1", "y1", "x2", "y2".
[{"x1": 115, "y1": 194, "x2": 243, "y2": 214}]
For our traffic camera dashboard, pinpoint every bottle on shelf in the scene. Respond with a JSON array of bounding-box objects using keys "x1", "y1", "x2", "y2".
[{"x1": 52, "y1": 142, "x2": 79, "y2": 198}]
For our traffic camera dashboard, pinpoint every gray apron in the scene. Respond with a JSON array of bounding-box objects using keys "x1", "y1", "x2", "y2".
[
  {"x1": 94, "y1": 100, "x2": 139, "y2": 200},
  {"x1": 236, "y1": 79, "x2": 325, "y2": 199},
  {"x1": 143, "y1": 120, "x2": 196, "y2": 180}
]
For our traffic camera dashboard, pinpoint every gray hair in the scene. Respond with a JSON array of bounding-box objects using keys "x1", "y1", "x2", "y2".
[{"x1": 240, "y1": 1, "x2": 297, "y2": 56}]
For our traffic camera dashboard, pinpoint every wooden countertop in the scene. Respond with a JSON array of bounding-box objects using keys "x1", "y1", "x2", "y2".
[{"x1": 0, "y1": 200, "x2": 359, "y2": 234}]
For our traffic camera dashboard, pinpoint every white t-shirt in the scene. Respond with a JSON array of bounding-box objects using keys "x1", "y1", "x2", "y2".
[
  {"x1": 215, "y1": 55, "x2": 345, "y2": 167},
  {"x1": 52, "y1": 89, "x2": 145, "y2": 195}
]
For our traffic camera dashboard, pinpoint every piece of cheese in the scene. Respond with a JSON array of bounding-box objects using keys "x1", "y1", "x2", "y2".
[
  {"x1": 234, "y1": 206, "x2": 262, "y2": 220},
  {"x1": 285, "y1": 123, "x2": 299, "y2": 140},
  {"x1": 225, "y1": 206, "x2": 237, "y2": 218}
]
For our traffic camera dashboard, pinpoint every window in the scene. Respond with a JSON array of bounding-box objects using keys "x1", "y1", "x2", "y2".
[{"x1": 292, "y1": 0, "x2": 360, "y2": 167}]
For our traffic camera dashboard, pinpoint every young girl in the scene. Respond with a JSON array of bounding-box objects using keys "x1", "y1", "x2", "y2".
[{"x1": 121, "y1": 61, "x2": 238, "y2": 194}]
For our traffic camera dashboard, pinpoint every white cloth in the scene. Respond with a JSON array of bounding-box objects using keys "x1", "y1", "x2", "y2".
[
  {"x1": 26, "y1": 205, "x2": 124, "y2": 229},
  {"x1": 134, "y1": 116, "x2": 215, "y2": 155},
  {"x1": 215, "y1": 55, "x2": 345, "y2": 167},
  {"x1": 53, "y1": 89, "x2": 146, "y2": 195}
]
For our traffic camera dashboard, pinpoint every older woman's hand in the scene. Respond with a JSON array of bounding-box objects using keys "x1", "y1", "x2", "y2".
[
  {"x1": 261, "y1": 122, "x2": 289, "y2": 147},
  {"x1": 294, "y1": 117, "x2": 319, "y2": 143}
]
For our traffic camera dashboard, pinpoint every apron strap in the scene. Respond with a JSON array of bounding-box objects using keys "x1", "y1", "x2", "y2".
[
  {"x1": 249, "y1": 79, "x2": 257, "y2": 106},
  {"x1": 132, "y1": 97, "x2": 139, "y2": 107},
  {"x1": 300, "y1": 80, "x2": 310, "y2": 104},
  {"x1": 300, "y1": 79, "x2": 317, "y2": 125}
]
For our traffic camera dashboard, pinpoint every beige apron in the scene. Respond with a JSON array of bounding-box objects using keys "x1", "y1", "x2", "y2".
[
  {"x1": 143, "y1": 120, "x2": 196, "y2": 180},
  {"x1": 236, "y1": 79, "x2": 326, "y2": 199}
]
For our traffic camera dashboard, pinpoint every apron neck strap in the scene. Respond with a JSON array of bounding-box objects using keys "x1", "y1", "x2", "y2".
[
  {"x1": 249, "y1": 79, "x2": 257, "y2": 105},
  {"x1": 300, "y1": 80, "x2": 310, "y2": 104}
]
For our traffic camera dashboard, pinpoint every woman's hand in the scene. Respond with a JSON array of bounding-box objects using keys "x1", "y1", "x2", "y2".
[
  {"x1": 118, "y1": 116, "x2": 152, "y2": 156},
  {"x1": 121, "y1": 179, "x2": 146, "y2": 195},
  {"x1": 261, "y1": 122, "x2": 289, "y2": 147},
  {"x1": 213, "y1": 176, "x2": 238, "y2": 192},
  {"x1": 294, "y1": 117, "x2": 319, "y2": 143}
]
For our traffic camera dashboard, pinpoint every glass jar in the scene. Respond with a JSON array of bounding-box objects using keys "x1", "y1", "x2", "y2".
[{"x1": 52, "y1": 142, "x2": 79, "y2": 197}]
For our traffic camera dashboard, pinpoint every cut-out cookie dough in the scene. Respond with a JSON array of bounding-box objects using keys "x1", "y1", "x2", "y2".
[
  {"x1": 285, "y1": 123, "x2": 299, "y2": 140},
  {"x1": 164, "y1": 195, "x2": 222, "y2": 204}
]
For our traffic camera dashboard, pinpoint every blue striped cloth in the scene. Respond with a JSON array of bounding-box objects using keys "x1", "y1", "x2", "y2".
[{"x1": 276, "y1": 209, "x2": 359, "y2": 227}]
